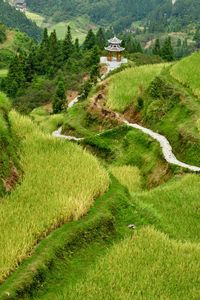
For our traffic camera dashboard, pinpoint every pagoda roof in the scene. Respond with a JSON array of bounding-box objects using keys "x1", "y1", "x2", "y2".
[
  {"x1": 108, "y1": 36, "x2": 122, "y2": 45},
  {"x1": 105, "y1": 45, "x2": 125, "y2": 52}
]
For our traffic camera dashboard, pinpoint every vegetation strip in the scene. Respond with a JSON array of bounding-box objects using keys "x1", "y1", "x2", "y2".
[
  {"x1": 0, "y1": 177, "x2": 150, "y2": 299},
  {"x1": 53, "y1": 95, "x2": 200, "y2": 172}
]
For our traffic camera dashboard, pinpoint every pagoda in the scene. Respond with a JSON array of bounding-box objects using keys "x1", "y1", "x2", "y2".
[{"x1": 105, "y1": 36, "x2": 125, "y2": 62}]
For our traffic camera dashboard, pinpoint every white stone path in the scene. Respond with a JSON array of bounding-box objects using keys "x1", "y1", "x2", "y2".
[{"x1": 52, "y1": 96, "x2": 200, "y2": 172}]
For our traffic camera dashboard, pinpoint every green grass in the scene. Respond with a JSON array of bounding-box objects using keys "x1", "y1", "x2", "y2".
[
  {"x1": 26, "y1": 11, "x2": 91, "y2": 41},
  {"x1": 0, "y1": 177, "x2": 151, "y2": 299},
  {"x1": 107, "y1": 64, "x2": 167, "y2": 112},
  {"x1": 0, "y1": 111, "x2": 109, "y2": 283},
  {"x1": 84, "y1": 126, "x2": 172, "y2": 188},
  {"x1": 0, "y1": 93, "x2": 19, "y2": 197},
  {"x1": 0, "y1": 69, "x2": 8, "y2": 77},
  {"x1": 60, "y1": 226, "x2": 200, "y2": 300},
  {"x1": 30, "y1": 106, "x2": 64, "y2": 133},
  {"x1": 109, "y1": 165, "x2": 141, "y2": 193},
  {"x1": 136, "y1": 174, "x2": 200, "y2": 242},
  {"x1": 170, "y1": 52, "x2": 200, "y2": 98}
]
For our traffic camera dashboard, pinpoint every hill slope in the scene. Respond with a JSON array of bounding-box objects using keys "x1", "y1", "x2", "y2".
[{"x1": 0, "y1": 0, "x2": 41, "y2": 40}]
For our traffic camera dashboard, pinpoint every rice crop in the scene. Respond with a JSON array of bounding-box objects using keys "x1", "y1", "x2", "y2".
[
  {"x1": 109, "y1": 165, "x2": 141, "y2": 193},
  {"x1": 0, "y1": 111, "x2": 109, "y2": 282},
  {"x1": 58, "y1": 226, "x2": 200, "y2": 300},
  {"x1": 170, "y1": 52, "x2": 200, "y2": 98},
  {"x1": 137, "y1": 174, "x2": 200, "y2": 242},
  {"x1": 107, "y1": 64, "x2": 166, "y2": 112}
]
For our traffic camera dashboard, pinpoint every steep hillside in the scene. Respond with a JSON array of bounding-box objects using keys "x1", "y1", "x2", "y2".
[
  {"x1": 26, "y1": 0, "x2": 200, "y2": 33},
  {"x1": 26, "y1": 0, "x2": 166, "y2": 32},
  {"x1": 0, "y1": 92, "x2": 19, "y2": 197},
  {"x1": 0, "y1": 0, "x2": 41, "y2": 40}
]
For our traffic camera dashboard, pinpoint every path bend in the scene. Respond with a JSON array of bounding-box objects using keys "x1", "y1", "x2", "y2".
[{"x1": 52, "y1": 96, "x2": 200, "y2": 172}]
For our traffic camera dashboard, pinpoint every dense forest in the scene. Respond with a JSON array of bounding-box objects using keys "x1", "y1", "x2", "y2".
[
  {"x1": 26, "y1": 0, "x2": 200, "y2": 32},
  {"x1": 26, "y1": 0, "x2": 166, "y2": 32},
  {"x1": 0, "y1": 0, "x2": 41, "y2": 40}
]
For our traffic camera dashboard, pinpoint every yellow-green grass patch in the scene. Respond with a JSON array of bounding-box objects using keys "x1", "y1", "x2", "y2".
[
  {"x1": 0, "y1": 69, "x2": 8, "y2": 77},
  {"x1": 107, "y1": 63, "x2": 166, "y2": 112},
  {"x1": 62, "y1": 226, "x2": 200, "y2": 300},
  {"x1": 109, "y1": 165, "x2": 141, "y2": 193},
  {"x1": 0, "y1": 111, "x2": 109, "y2": 282},
  {"x1": 170, "y1": 52, "x2": 200, "y2": 98}
]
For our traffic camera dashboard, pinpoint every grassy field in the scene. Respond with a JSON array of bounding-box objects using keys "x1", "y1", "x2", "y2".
[
  {"x1": 26, "y1": 11, "x2": 91, "y2": 41},
  {"x1": 109, "y1": 165, "x2": 141, "y2": 193},
  {"x1": 60, "y1": 226, "x2": 200, "y2": 300},
  {"x1": 170, "y1": 51, "x2": 200, "y2": 98},
  {"x1": 0, "y1": 111, "x2": 109, "y2": 282},
  {"x1": 136, "y1": 174, "x2": 200, "y2": 242},
  {"x1": 0, "y1": 69, "x2": 8, "y2": 77},
  {"x1": 107, "y1": 64, "x2": 166, "y2": 112}
]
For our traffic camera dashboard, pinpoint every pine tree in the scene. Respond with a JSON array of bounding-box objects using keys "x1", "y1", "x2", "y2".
[
  {"x1": 96, "y1": 28, "x2": 106, "y2": 50},
  {"x1": 52, "y1": 80, "x2": 66, "y2": 113},
  {"x1": 63, "y1": 26, "x2": 74, "y2": 61},
  {"x1": 83, "y1": 29, "x2": 96, "y2": 50},
  {"x1": 90, "y1": 45, "x2": 100, "y2": 66},
  {"x1": 161, "y1": 37, "x2": 174, "y2": 62},
  {"x1": 74, "y1": 38, "x2": 80, "y2": 53},
  {"x1": 194, "y1": 28, "x2": 200, "y2": 49},
  {"x1": 153, "y1": 39, "x2": 161, "y2": 56}
]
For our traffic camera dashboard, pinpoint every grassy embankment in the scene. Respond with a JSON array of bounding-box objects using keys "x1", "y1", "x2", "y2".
[
  {"x1": 0, "y1": 29, "x2": 33, "y2": 70},
  {"x1": 106, "y1": 55, "x2": 200, "y2": 166},
  {"x1": 107, "y1": 63, "x2": 167, "y2": 112},
  {"x1": 26, "y1": 11, "x2": 91, "y2": 41},
  {"x1": 0, "y1": 93, "x2": 19, "y2": 197},
  {"x1": 0, "y1": 109, "x2": 109, "y2": 283}
]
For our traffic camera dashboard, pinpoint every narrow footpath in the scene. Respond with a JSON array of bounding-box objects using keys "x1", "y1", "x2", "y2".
[{"x1": 52, "y1": 95, "x2": 200, "y2": 172}]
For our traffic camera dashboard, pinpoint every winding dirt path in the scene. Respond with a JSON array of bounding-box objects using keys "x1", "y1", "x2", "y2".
[{"x1": 52, "y1": 96, "x2": 200, "y2": 172}]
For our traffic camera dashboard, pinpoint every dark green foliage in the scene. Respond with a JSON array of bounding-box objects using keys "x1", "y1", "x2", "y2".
[
  {"x1": 83, "y1": 29, "x2": 96, "y2": 50},
  {"x1": 0, "y1": 93, "x2": 19, "y2": 197},
  {"x1": 149, "y1": 76, "x2": 174, "y2": 99},
  {"x1": 0, "y1": 0, "x2": 42, "y2": 40},
  {"x1": 63, "y1": 26, "x2": 74, "y2": 61},
  {"x1": 194, "y1": 27, "x2": 200, "y2": 49},
  {"x1": 0, "y1": 23, "x2": 6, "y2": 44},
  {"x1": 96, "y1": 28, "x2": 106, "y2": 50},
  {"x1": 53, "y1": 80, "x2": 66, "y2": 113},
  {"x1": 161, "y1": 37, "x2": 174, "y2": 62},
  {"x1": 152, "y1": 39, "x2": 161, "y2": 56}
]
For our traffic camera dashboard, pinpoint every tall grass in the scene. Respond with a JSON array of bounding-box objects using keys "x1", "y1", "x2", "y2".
[
  {"x1": 137, "y1": 174, "x2": 200, "y2": 241},
  {"x1": 57, "y1": 226, "x2": 200, "y2": 300},
  {"x1": 170, "y1": 52, "x2": 200, "y2": 98},
  {"x1": 109, "y1": 165, "x2": 141, "y2": 193},
  {"x1": 0, "y1": 111, "x2": 109, "y2": 282},
  {"x1": 107, "y1": 64, "x2": 166, "y2": 112}
]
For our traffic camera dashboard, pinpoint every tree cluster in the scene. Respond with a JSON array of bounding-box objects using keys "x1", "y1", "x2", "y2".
[
  {"x1": 0, "y1": 0, "x2": 42, "y2": 40},
  {"x1": 152, "y1": 37, "x2": 174, "y2": 62},
  {"x1": 2, "y1": 27, "x2": 104, "y2": 113}
]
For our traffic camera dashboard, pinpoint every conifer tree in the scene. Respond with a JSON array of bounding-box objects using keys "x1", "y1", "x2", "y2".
[
  {"x1": 153, "y1": 39, "x2": 161, "y2": 56},
  {"x1": 63, "y1": 26, "x2": 74, "y2": 61},
  {"x1": 161, "y1": 37, "x2": 174, "y2": 62},
  {"x1": 90, "y1": 45, "x2": 100, "y2": 66},
  {"x1": 96, "y1": 28, "x2": 106, "y2": 50},
  {"x1": 53, "y1": 80, "x2": 66, "y2": 113},
  {"x1": 194, "y1": 28, "x2": 200, "y2": 49},
  {"x1": 83, "y1": 29, "x2": 96, "y2": 50}
]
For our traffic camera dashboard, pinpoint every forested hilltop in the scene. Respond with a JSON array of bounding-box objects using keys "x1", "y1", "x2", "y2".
[
  {"x1": 0, "y1": 0, "x2": 41, "y2": 40},
  {"x1": 26, "y1": 0, "x2": 200, "y2": 32}
]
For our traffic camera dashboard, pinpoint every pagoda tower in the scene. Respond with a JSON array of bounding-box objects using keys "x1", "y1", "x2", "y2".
[{"x1": 105, "y1": 36, "x2": 125, "y2": 62}]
